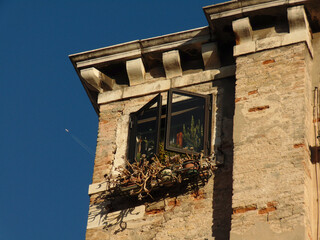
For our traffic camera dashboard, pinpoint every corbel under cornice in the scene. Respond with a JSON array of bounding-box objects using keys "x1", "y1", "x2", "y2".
[{"x1": 69, "y1": 26, "x2": 223, "y2": 114}]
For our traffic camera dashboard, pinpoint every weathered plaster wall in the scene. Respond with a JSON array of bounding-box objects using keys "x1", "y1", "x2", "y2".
[
  {"x1": 86, "y1": 77, "x2": 235, "y2": 240},
  {"x1": 231, "y1": 43, "x2": 313, "y2": 239}
]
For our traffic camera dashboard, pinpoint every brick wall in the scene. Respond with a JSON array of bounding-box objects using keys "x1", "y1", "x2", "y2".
[{"x1": 231, "y1": 43, "x2": 313, "y2": 239}]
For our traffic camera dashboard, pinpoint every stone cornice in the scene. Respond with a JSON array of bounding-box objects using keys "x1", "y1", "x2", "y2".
[
  {"x1": 69, "y1": 26, "x2": 224, "y2": 114},
  {"x1": 203, "y1": 0, "x2": 308, "y2": 21},
  {"x1": 69, "y1": 26, "x2": 211, "y2": 69}
]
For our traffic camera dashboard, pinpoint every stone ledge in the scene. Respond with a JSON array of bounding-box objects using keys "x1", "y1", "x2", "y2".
[
  {"x1": 88, "y1": 182, "x2": 108, "y2": 195},
  {"x1": 234, "y1": 31, "x2": 313, "y2": 57},
  {"x1": 97, "y1": 66, "x2": 235, "y2": 105}
]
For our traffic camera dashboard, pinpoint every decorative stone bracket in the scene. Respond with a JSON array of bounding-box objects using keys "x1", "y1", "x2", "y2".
[
  {"x1": 97, "y1": 66, "x2": 237, "y2": 105},
  {"x1": 232, "y1": 5, "x2": 313, "y2": 57},
  {"x1": 202, "y1": 42, "x2": 221, "y2": 70},
  {"x1": 78, "y1": 41, "x2": 222, "y2": 99},
  {"x1": 80, "y1": 67, "x2": 115, "y2": 93},
  {"x1": 283, "y1": 5, "x2": 313, "y2": 55},
  {"x1": 232, "y1": 18, "x2": 255, "y2": 56},
  {"x1": 162, "y1": 50, "x2": 183, "y2": 79},
  {"x1": 126, "y1": 58, "x2": 146, "y2": 86}
]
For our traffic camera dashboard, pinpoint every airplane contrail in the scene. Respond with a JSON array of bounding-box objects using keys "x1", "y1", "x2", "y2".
[{"x1": 65, "y1": 128, "x2": 94, "y2": 157}]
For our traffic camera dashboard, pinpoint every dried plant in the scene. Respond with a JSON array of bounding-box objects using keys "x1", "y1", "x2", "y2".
[{"x1": 104, "y1": 152, "x2": 217, "y2": 200}]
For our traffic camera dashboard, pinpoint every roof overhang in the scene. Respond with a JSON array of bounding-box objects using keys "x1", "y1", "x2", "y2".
[{"x1": 69, "y1": 27, "x2": 212, "y2": 114}]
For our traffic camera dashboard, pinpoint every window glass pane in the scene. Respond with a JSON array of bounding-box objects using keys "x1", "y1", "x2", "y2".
[
  {"x1": 168, "y1": 92, "x2": 205, "y2": 153},
  {"x1": 134, "y1": 102, "x2": 158, "y2": 161}
]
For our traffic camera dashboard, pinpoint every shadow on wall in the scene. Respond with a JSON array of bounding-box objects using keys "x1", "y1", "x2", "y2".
[
  {"x1": 88, "y1": 194, "x2": 143, "y2": 234},
  {"x1": 89, "y1": 179, "x2": 212, "y2": 235},
  {"x1": 211, "y1": 78, "x2": 235, "y2": 240}
]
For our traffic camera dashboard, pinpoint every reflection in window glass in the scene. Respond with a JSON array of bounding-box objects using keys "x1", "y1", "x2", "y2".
[
  {"x1": 168, "y1": 93, "x2": 205, "y2": 152},
  {"x1": 134, "y1": 103, "x2": 158, "y2": 161},
  {"x1": 129, "y1": 90, "x2": 210, "y2": 162}
]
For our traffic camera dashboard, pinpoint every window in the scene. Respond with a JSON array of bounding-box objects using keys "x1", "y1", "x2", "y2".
[
  {"x1": 166, "y1": 89, "x2": 210, "y2": 155},
  {"x1": 128, "y1": 94, "x2": 162, "y2": 162},
  {"x1": 129, "y1": 89, "x2": 211, "y2": 162}
]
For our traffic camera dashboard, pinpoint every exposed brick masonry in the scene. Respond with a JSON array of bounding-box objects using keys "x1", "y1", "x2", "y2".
[
  {"x1": 231, "y1": 43, "x2": 312, "y2": 237},
  {"x1": 248, "y1": 105, "x2": 270, "y2": 112}
]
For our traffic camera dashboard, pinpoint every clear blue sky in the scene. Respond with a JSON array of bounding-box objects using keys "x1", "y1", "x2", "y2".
[{"x1": 0, "y1": 1, "x2": 224, "y2": 239}]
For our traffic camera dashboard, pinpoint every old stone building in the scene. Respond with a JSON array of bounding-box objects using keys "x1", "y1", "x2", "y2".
[{"x1": 69, "y1": 0, "x2": 320, "y2": 239}]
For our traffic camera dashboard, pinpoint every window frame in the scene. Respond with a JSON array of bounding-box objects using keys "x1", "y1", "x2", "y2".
[
  {"x1": 128, "y1": 89, "x2": 211, "y2": 162},
  {"x1": 165, "y1": 88, "x2": 211, "y2": 156},
  {"x1": 128, "y1": 93, "x2": 162, "y2": 162}
]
